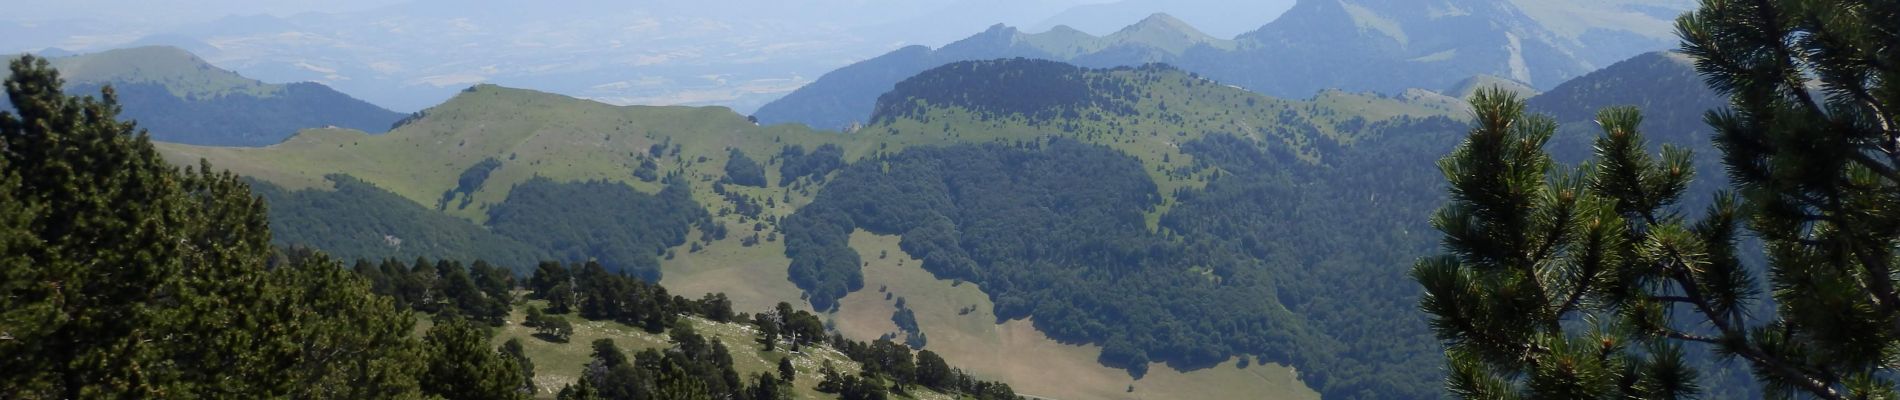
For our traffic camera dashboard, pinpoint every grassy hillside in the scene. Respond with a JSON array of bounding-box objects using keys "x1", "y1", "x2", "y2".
[
  {"x1": 159, "y1": 63, "x2": 1454, "y2": 236},
  {"x1": 158, "y1": 59, "x2": 1467, "y2": 399},
  {"x1": 159, "y1": 84, "x2": 859, "y2": 222},
  {"x1": 6, "y1": 46, "x2": 404, "y2": 146},
  {"x1": 42, "y1": 46, "x2": 279, "y2": 98},
  {"x1": 161, "y1": 84, "x2": 868, "y2": 280},
  {"x1": 863, "y1": 60, "x2": 1461, "y2": 215}
]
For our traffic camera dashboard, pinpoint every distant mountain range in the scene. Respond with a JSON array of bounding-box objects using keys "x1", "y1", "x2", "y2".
[
  {"x1": 6, "y1": 0, "x2": 1137, "y2": 114},
  {"x1": 1030, "y1": 0, "x2": 1298, "y2": 38},
  {"x1": 756, "y1": 0, "x2": 1692, "y2": 130},
  {"x1": 4, "y1": 46, "x2": 402, "y2": 146},
  {"x1": 754, "y1": 13, "x2": 1235, "y2": 130}
]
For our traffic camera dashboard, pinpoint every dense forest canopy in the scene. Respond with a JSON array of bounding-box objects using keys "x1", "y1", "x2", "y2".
[
  {"x1": 486, "y1": 177, "x2": 708, "y2": 281},
  {"x1": 64, "y1": 81, "x2": 406, "y2": 146},
  {"x1": 256, "y1": 173, "x2": 709, "y2": 279},
  {"x1": 871, "y1": 58, "x2": 1144, "y2": 124},
  {"x1": 781, "y1": 114, "x2": 1471, "y2": 398},
  {"x1": 253, "y1": 174, "x2": 546, "y2": 268}
]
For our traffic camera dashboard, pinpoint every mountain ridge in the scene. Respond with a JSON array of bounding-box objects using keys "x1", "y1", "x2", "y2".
[
  {"x1": 756, "y1": 0, "x2": 1686, "y2": 131},
  {"x1": 754, "y1": 14, "x2": 1238, "y2": 131},
  {"x1": 5, "y1": 46, "x2": 405, "y2": 147}
]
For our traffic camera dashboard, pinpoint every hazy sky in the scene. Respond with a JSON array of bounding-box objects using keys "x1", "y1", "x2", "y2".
[
  {"x1": 4, "y1": 0, "x2": 410, "y2": 23},
  {"x1": 0, "y1": 0, "x2": 1286, "y2": 112}
]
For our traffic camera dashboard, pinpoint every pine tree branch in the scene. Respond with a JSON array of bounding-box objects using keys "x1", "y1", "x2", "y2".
[
  {"x1": 1661, "y1": 253, "x2": 1844, "y2": 400},
  {"x1": 1659, "y1": 329, "x2": 1722, "y2": 345},
  {"x1": 1747, "y1": 0, "x2": 1826, "y2": 120},
  {"x1": 1847, "y1": 152, "x2": 1900, "y2": 183},
  {"x1": 1549, "y1": 260, "x2": 1600, "y2": 318},
  {"x1": 1848, "y1": 236, "x2": 1900, "y2": 321},
  {"x1": 1630, "y1": 196, "x2": 1845, "y2": 400}
]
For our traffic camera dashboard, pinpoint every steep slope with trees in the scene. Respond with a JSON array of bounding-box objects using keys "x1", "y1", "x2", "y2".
[
  {"x1": 782, "y1": 58, "x2": 1473, "y2": 398},
  {"x1": 787, "y1": 52, "x2": 1754, "y2": 398}
]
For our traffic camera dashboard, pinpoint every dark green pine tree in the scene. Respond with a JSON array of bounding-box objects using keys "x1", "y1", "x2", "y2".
[
  {"x1": 501, "y1": 338, "x2": 538, "y2": 396},
  {"x1": 260, "y1": 251, "x2": 430, "y2": 398},
  {"x1": 0, "y1": 55, "x2": 428, "y2": 398},
  {"x1": 1416, "y1": 88, "x2": 1702, "y2": 399},
  {"x1": 778, "y1": 356, "x2": 797, "y2": 384},
  {"x1": 421, "y1": 317, "x2": 530, "y2": 400},
  {"x1": 915, "y1": 350, "x2": 952, "y2": 391},
  {"x1": 1676, "y1": 0, "x2": 1900, "y2": 397},
  {"x1": 557, "y1": 377, "x2": 603, "y2": 400},
  {"x1": 1418, "y1": 0, "x2": 1900, "y2": 398},
  {"x1": 654, "y1": 360, "x2": 713, "y2": 400},
  {"x1": 0, "y1": 54, "x2": 199, "y2": 399}
]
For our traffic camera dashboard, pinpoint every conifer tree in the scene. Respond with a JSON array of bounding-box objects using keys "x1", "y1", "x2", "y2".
[
  {"x1": 1419, "y1": 0, "x2": 1900, "y2": 397},
  {"x1": 421, "y1": 317, "x2": 529, "y2": 400},
  {"x1": 779, "y1": 356, "x2": 797, "y2": 384},
  {"x1": 1675, "y1": 0, "x2": 1900, "y2": 397},
  {"x1": 501, "y1": 338, "x2": 538, "y2": 395},
  {"x1": 0, "y1": 55, "x2": 428, "y2": 399},
  {"x1": 1416, "y1": 89, "x2": 1702, "y2": 399}
]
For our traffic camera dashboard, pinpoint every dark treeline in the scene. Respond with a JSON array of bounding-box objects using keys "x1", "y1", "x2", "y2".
[
  {"x1": 258, "y1": 172, "x2": 708, "y2": 280},
  {"x1": 62, "y1": 81, "x2": 405, "y2": 147},
  {"x1": 439, "y1": 157, "x2": 503, "y2": 210},
  {"x1": 816, "y1": 335, "x2": 1019, "y2": 400},
  {"x1": 870, "y1": 58, "x2": 1145, "y2": 124},
  {"x1": 486, "y1": 176, "x2": 708, "y2": 281},
  {"x1": 1162, "y1": 118, "x2": 1466, "y2": 398},
  {"x1": 251, "y1": 174, "x2": 547, "y2": 268},
  {"x1": 776, "y1": 143, "x2": 846, "y2": 186},
  {"x1": 350, "y1": 256, "x2": 517, "y2": 326},
  {"x1": 723, "y1": 148, "x2": 767, "y2": 187}
]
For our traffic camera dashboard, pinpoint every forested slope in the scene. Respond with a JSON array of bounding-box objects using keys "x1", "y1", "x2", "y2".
[
  {"x1": 779, "y1": 54, "x2": 1746, "y2": 399},
  {"x1": 782, "y1": 58, "x2": 1471, "y2": 399}
]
